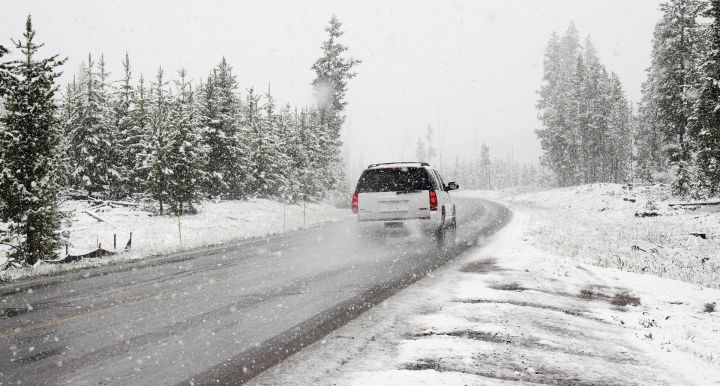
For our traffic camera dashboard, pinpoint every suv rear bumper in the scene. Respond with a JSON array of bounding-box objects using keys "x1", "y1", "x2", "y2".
[
  {"x1": 356, "y1": 210, "x2": 441, "y2": 226},
  {"x1": 357, "y1": 211, "x2": 435, "y2": 222},
  {"x1": 357, "y1": 217, "x2": 440, "y2": 233},
  {"x1": 358, "y1": 215, "x2": 431, "y2": 222}
]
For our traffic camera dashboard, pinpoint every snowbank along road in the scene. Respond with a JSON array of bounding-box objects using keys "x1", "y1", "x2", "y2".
[{"x1": 0, "y1": 197, "x2": 509, "y2": 385}]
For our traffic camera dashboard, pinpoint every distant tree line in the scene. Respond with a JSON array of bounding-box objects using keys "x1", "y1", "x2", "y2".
[
  {"x1": 446, "y1": 143, "x2": 547, "y2": 190},
  {"x1": 0, "y1": 15, "x2": 359, "y2": 265},
  {"x1": 539, "y1": 1, "x2": 720, "y2": 198},
  {"x1": 535, "y1": 23, "x2": 634, "y2": 187},
  {"x1": 636, "y1": 0, "x2": 720, "y2": 196},
  {"x1": 413, "y1": 126, "x2": 545, "y2": 190}
]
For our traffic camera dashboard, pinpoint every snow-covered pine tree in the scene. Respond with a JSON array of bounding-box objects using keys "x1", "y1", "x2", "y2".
[
  {"x1": 581, "y1": 38, "x2": 612, "y2": 183},
  {"x1": 303, "y1": 108, "x2": 326, "y2": 199},
  {"x1": 0, "y1": 16, "x2": 65, "y2": 264},
  {"x1": 479, "y1": 143, "x2": 492, "y2": 189},
  {"x1": 311, "y1": 15, "x2": 361, "y2": 194},
  {"x1": 415, "y1": 138, "x2": 426, "y2": 163},
  {"x1": 126, "y1": 74, "x2": 150, "y2": 196},
  {"x1": 67, "y1": 53, "x2": 118, "y2": 197},
  {"x1": 645, "y1": 0, "x2": 705, "y2": 193},
  {"x1": 274, "y1": 103, "x2": 297, "y2": 202},
  {"x1": 165, "y1": 69, "x2": 206, "y2": 214},
  {"x1": 57, "y1": 78, "x2": 79, "y2": 188},
  {"x1": 607, "y1": 73, "x2": 633, "y2": 183},
  {"x1": 0, "y1": 44, "x2": 5, "y2": 227},
  {"x1": 425, "y1": 126, "x2": 437, "y2": 163},
  {"x1": 113, "y1": 52, "x2": 136, "y2": 198},
  {"x1": 538, "y1": 24, "x2": 634, "y2": 187},
  {"x1": 198, "y1": 58, "x2": 246, "y2": 198},
  {"x1": 691, "y1": 0, "x2": 720, "y2": 194},
  {"x1": 143, "y1": 67, "x2": 171, "y2": 214},
  {"x1": 97, "y1": 55, "x2": 123, "y2": 198},
  {"x1": 536, "y1": 25, "x2": 582, "y2": 186},
  {"x1": 284, "y1": 108, "x2": 306, "y2": 202},
  {"x1": 536, "y1": 32, "x2": 564, "y2": 184},
  {"x1": 414, "y1": 126, "x2": 436, "y2": 164},
  {"x1": 253, "y1": 87, "x2": 290, "y2": 198},
  {"x1": 0, "y1": 44, "x2": 8, "y2": 97},
  {"x1": 635, "y1": 71, "x2": 665, "y2": 181},
  {"x1": 567, "y1": 55, "x2": 588, "y2": 183},
  {"x1": 243, "y1": 87, "x2": 263, "y2": 196},
  {"x1": 295, "y1": 108, "x2": 323, "y2": 200},
  {"x1": 195, "y1": 77, "x2": 218, "y2": 195}
]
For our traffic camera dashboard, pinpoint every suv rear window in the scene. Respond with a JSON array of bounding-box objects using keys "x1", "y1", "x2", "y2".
[{"x1": 355, "y1": 167, "x2": 433, "y2": 193}]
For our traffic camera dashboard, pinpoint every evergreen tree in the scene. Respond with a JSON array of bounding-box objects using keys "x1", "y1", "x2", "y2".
[
  {"x1": 0, "y1": 44, "x2": 8, "y2": 97},
  {"x1": 198, "y1": 58, "x2": 247, "y2": 198},
  {"x1": 0, "y1": 16, "x2": 65, "y2": 264},
  {"x1": 98, "y1": 55, "x2": 123, "y2": 197},
  {"x1": 113, "y1": 52, "x2": 136, "y2": 197},
  {"x1": 645, "y1": 0, "x2": 705, "y2": 193},
  {"x1": 607, "y1": 73, "x2": 633, "y2": 183},
  {"x1": 568, "y1": 55, "x2": 589, "y2": 183},
  {"x1": 143, "y1": 68, "x2": 171, "y2": 214},
  {"x1": 165, "y1": 70, "x2": 205, "y2": 214},
  {"x1": 479, "y1": 143, "x2": 492, "y2": 188},
  {"x1": 415, "y1": 138, "x2": 426, "y2": 163},
  {"x1": 537, "y1": 24, "x2": 633, "y2": 187},
  {"x1": 303, "y1": 108, "x2": 326, "y2": 199},
  {"x1": 255, "y1": 87, "x2": 290, "y2": 198},
  {"x1": 581, "y1": 39, "x2": 611, "y2": 183},
  {"x1": 274, "y1": 103, "x2": 297, "y2": 202},
  {"x1": 295, "y1": 108, "x2": 323, "y2": 200},
  {"x1": 424, "y1": 126, "x2": 437, "y2": 163},
  {"x1": 127, "y1": 74, "x2": 150, "y2": 196},
  {"x1": 536, "y1": 26, "x2": 582, "y2": 186},
  {"x1": 311, "y1": 15, "x2": 361, "y2": 193},
  {"x1": 57, "y1": 78, "x2": 79, "y2": 188},
  {"x1": 414, "y1": 126, "x2": 437, "y2": 164},
  {"x1": 692, "y1": 0, "x2": 720, "y2": 193},
  {"x1": 67, "y1": 53, "x2": 118, "y2": 197},
  {"x1": 636, "y1": 73, "x2": 665, "y2": 181},
  {"x1": 243, "y1": 87, "x2": 264, "y2": 195}
]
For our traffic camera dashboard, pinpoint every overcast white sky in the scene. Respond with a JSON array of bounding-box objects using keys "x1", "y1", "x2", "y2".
[{"x1": 1, "y1": 0, "x2": 663, "y2": 176}]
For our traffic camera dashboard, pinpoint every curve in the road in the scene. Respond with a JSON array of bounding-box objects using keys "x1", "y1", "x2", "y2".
[{"x1": 0, "y1": 198, "x2": 510, "y2": 386}]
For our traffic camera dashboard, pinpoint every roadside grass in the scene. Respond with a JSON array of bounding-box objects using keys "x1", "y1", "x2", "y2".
[{"x1": 508, "y1": 184, "x2": 720, "y2": 288}]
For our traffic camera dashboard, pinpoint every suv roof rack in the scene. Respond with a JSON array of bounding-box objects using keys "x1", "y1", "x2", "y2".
[{"x1": 367, "y1": 162, "x2": 430, "y2": 168}]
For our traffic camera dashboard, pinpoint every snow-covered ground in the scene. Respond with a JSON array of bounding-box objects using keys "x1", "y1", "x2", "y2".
[
  {"x1": 0, "y1": 199, "x2": 349, "y2": 282},
  {"x1": 494, "y1": 183, "x2": 720, "y2": 288},
  {"x1": 250, "y1": 188, "x2": 720, "y2": 385}
]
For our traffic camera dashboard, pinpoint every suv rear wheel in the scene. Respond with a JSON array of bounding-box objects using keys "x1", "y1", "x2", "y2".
[{"x1": 435, "y1": 208, "x2": 456, "y2": 250}]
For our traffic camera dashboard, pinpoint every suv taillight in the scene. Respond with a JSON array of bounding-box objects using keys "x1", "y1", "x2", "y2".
[
  {"x1": 429, "y1": 190, "x2": 438, "y2": 211},
  {"x1": 352, "y1": 192, "x2": 359, "y2": 214}
]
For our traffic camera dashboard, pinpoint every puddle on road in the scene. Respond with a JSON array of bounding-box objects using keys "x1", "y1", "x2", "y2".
[
  {"x1": 460, "y1": 258, "x2": 502, "y2": 274},
  {"x1": 16, "y1": 346, "x2": 63, "y2": 364},
  {"x1": 578, "y1": 285, "x2": 641, "y2": 308},
  {"x1": 490, "y1": 282, "x2": 526, "y2": 291},
  {"x1": 0, "y1": 306, "x2": 31, "y2": 318},
  {"x1": 611, "y1": 292, "x2": 641, "y2": 307}
]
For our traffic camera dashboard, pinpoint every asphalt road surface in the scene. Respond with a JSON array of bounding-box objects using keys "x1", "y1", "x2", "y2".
[{"x1": 0, "y1": 197, "x2": 509, "y2": 385}]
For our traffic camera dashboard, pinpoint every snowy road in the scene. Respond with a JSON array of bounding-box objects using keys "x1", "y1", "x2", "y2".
[
  {"x1": 250, "y1": 203, "x2": 720, "y2": 386},
  {"x1": 0, "y1": 198, "x2": 509, "y2": 385}
]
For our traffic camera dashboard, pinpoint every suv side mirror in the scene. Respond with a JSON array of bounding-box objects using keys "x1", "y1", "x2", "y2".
[{"x1": 446, "y1": 182, "x2": 459, "y2": 191}]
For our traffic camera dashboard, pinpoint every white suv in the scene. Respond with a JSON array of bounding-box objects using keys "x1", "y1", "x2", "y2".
[{"x1": 351, "y1": 162, "x2": 459, "y2": 243}]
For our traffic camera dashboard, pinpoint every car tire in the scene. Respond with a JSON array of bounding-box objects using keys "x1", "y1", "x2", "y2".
[{"x1": 445, "y1": 217, "x2": 457, "y2": 249}]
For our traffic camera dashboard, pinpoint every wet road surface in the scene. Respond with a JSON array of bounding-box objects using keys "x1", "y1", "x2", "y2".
[{"x1": 0, "y1": 198, "x2": 509, "y2": 385}]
